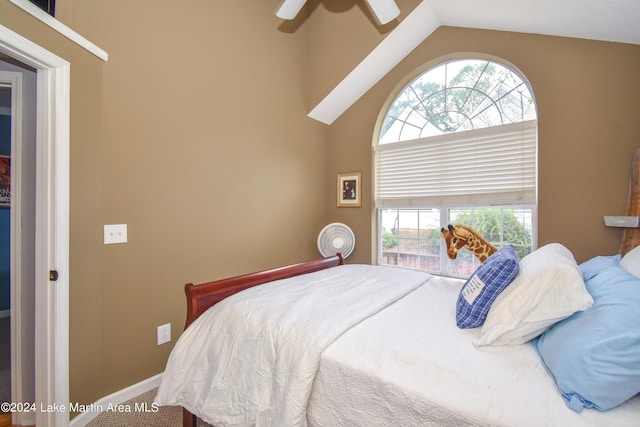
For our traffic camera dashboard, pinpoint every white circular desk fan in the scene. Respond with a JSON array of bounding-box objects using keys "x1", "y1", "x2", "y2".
[{"x1": 317, "y1": 223, "x2": 355, "y2": 259}]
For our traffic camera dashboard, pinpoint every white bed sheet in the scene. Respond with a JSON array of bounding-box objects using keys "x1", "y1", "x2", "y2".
[
  {"x1": 307, "y1": 276, "x2": 640, "y2": 426},
  {"x1": 155, "y1": 264, "x2": 433, "y2": 427}
]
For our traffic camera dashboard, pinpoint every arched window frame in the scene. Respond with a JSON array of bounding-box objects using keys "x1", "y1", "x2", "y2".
[{"x1": 373, "y1": 56, "x2": 538, "y2": 277}]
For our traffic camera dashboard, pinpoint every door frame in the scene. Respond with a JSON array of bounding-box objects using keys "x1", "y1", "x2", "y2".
[
  {"x1": 0, "y1": 24, "x2": 70, "y2": 427},
  {"x1": 0, "y1": 69, "x2": 28, "y2": 426}
]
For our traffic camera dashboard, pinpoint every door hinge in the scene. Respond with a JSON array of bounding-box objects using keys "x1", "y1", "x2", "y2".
[{"x1": 49, "y1": 270, "x2": 59, "y2": 281}]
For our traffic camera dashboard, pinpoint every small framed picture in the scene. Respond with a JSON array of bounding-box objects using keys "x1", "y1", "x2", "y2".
[
  {"x1": 337, "y1": 172, "x2": 362, "y2": 207},
  {"x1": 0, "y1": 155, "x2": 10, "y2": 208}
]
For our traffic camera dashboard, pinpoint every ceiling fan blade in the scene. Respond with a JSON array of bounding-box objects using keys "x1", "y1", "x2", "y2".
[
  {"x1": 365, "y1": 0, "x2": 401, "y2": 24},
  {"x1": 275, "y1": 0, "x2": 308, "y2": 20}
]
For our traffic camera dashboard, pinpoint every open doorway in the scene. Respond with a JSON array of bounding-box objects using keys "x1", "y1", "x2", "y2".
[
  {"x1": 0, "y1": 60, "x2": 37, "y2": 426},
  {"x1": 0, "y1": 84, "x2": 13, "y2": 419},
  {"x1": 0, "y1": 24, "x2": 70, "y2": 427}
]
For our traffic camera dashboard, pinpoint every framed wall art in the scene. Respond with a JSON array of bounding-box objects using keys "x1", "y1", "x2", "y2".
[
  {"x1": 337, "y1": 171, "x2": 361, "y2": 207},
  {"x1": 0, "y1": 155, "x2": 10, "y2": 208}
]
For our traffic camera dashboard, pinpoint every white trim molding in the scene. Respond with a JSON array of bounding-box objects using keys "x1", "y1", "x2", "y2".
[
  {"x1": 8, "y1": 0, "x2": 108, "y2": 62},
  {"x1": 308, "y1": 0, "x2": 439, "y2": 125},
  {"x1": 34, "y1": 59, "x2": 71, "y2": 427},
  {"x1": 1, "y1": 69, "x2": 29, "y2": 427},
  {"x1": 69, "y1": 374, "x2": 163, "y2": 427}
]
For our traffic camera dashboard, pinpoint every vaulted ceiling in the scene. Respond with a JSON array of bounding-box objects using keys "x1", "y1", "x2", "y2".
[
  {"x1": 430, "y1": 0, "x2": 640, "y2": 46},
  {"x1": 308, "y1": 0, "x2": 640, "y2": 124}
]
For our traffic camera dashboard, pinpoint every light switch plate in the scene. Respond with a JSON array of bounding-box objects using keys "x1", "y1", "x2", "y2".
[{"x1": 104, "y1": 224, "x2": 128, "y2": 244}]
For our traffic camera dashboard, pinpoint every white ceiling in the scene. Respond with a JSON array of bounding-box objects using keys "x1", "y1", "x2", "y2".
[
  {"x1": 430, "y1": 0, "x2": 640, "y2": 46},
  {"x1": 308, "y1": 0, "x2": 640, "y2": 124}
]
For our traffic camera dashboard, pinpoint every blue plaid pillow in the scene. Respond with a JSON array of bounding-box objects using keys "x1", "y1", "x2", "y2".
[{"x1": 456, "y1": 245, "x2": 519, "y2": 329}]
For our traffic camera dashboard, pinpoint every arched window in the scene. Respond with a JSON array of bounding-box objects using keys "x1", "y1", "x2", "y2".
[{"x1": 375, "y1": 58, "x2": 537, "y2": 277}]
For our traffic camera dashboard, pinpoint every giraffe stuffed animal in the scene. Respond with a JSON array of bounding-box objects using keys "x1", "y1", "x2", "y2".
[{"x1": 440, "y1": 224, "x2": 497, "y2": 263}]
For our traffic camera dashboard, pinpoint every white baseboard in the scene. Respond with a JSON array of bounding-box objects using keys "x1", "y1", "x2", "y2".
[
  {"x1": 0, "y1": 309, "x2": 10, "y2": 319},
  {"x1": 69, "y1": 373, "x2": 163, "y2": 427}
]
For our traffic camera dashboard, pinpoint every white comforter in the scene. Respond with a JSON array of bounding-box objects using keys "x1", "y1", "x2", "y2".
[
  {"x1": 155, "y1": 264, "x2": 433, "y2": 427},
  {"x1": 307, "y1": 276, "x2": 640, "y2": 427}
]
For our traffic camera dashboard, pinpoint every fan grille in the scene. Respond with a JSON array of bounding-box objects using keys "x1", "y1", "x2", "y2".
[{"x1": 317, "y1": 223, "x2": 355, "y2": 258}]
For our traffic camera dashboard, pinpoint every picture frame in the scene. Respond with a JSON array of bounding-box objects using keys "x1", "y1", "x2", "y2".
[
  {"x1": 0, "y1": 155, "x2": 10, "y2": 208},
  {"x1": 337, "y1": 171, "x2": 362, "y2": 207}
]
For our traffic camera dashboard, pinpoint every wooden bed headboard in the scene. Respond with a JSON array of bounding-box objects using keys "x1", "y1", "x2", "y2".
[
  {"x1": 620, "y1": 148, "x2": 640, "y2": 256},
  {"x1": 183, "y1": 253, "x2": 344, "y2": 329}
]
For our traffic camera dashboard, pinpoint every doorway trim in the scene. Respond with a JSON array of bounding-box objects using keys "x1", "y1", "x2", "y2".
[
  {"x1": 0, "y1": 24, "x2": 70, "y2": 427},
  {"x1": 0, "y1": 69, "x2": 29, "y2": 426}
]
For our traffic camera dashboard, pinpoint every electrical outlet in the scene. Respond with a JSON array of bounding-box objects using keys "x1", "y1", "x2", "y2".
[{"x1": 157, "y1": 323, "x2": 171, "y2": 346}]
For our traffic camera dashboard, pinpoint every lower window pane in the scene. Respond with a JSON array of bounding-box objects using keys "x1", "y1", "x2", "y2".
[
  {"x1": 380, "y1": 206, "x2": 533, "y2": 277},
  {"x1": 380, "y1": 209, "x2": 443, "y2": 274}
]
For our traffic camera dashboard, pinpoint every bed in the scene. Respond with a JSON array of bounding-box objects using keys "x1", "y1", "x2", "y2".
[{"x1": 155, "y1": 149, "x2": 640, "y2": 427}]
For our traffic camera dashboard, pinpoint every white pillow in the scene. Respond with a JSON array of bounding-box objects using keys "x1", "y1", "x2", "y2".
[
  {"x1": 475, "y1": 243, "x2": 593, "y2": 346},
  {"x1": 620, "y1": 244, "x2": 640, "y2": 278}
]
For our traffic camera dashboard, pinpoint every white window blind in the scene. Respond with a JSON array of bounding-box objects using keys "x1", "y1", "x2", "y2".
[{"x1": 375, "y1": 120, "x2": 537, "y2": 208}]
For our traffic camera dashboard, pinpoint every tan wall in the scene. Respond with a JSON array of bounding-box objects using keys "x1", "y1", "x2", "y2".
[
  {"x1": 2, "y1": 0, "x2": 640, "y2": 411},
  {"x1": 68, "y1": 0, "x2": 332, "y2": 405},
  {"x1": 2, "y1": 0, "x2": 329, "y2": 408},
  {"x1": 0, "y1": 0, "x2": 107, "y2": 406},
  {"x1": 317, "y1": 25, "x2": 640, "y2": 265}
]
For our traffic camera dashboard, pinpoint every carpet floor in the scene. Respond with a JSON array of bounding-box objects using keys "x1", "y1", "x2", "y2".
[
  {"x1": 1, "y1": 319, "x2": 213, "y2": 426},
  {"x1": 85, "y1": 388, "x2": 213, "y2": 427}
]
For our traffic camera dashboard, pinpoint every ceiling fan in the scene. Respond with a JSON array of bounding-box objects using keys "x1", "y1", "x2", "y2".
[{"x1": 275, "y1": 0, "x2": 401, "y2": 25}]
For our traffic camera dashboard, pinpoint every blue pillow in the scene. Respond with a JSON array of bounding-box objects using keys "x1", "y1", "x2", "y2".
[
  {"x1": 578, "y1": 254, "x2": 620, "y2": 280},
  {"x1": 456, "y1": 245, "x2": 519, "y2": 329},
  {"x1": 533, "y1": 258, "x2": 640, "y2": 412}
]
